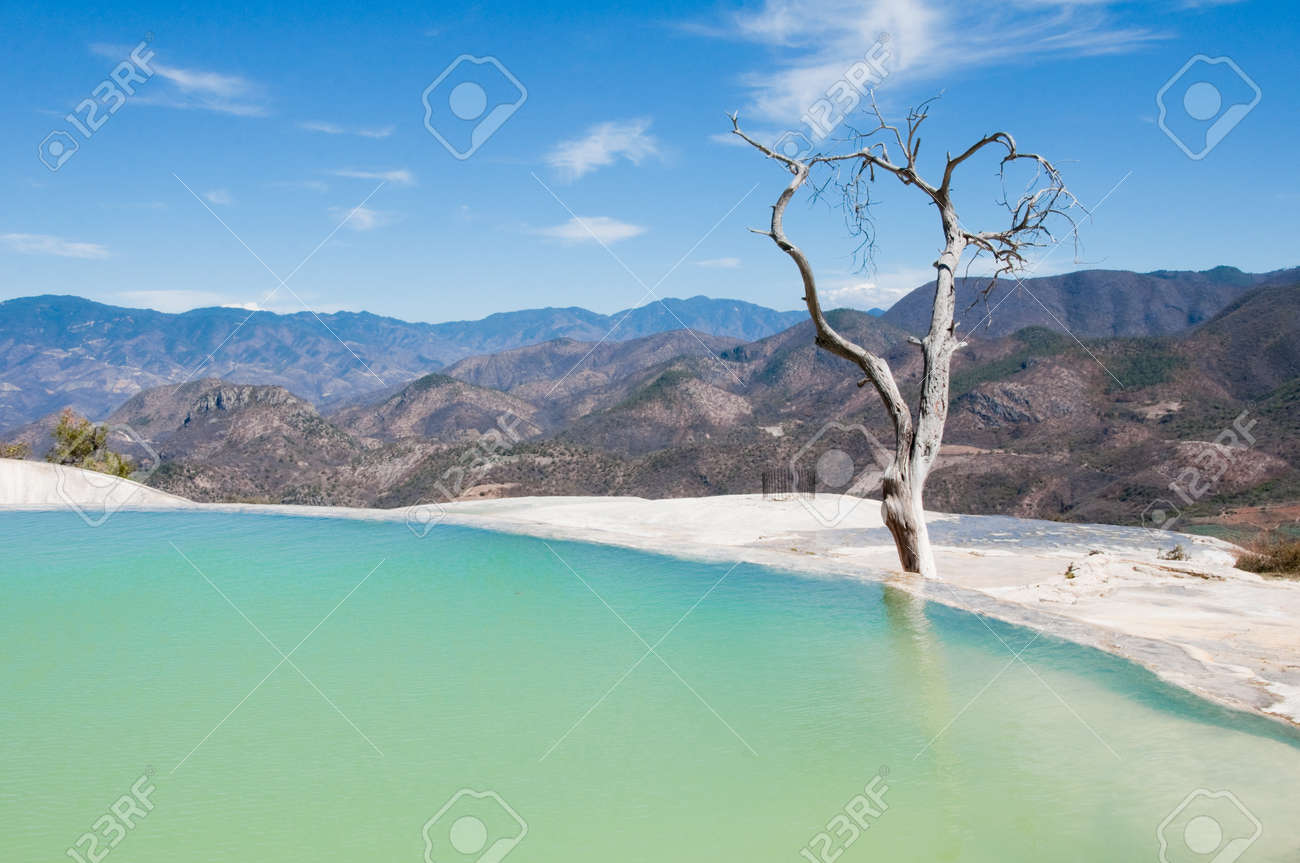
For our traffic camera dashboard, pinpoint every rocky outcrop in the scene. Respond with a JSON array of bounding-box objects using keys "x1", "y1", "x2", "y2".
[{"x1": 185, "y1": 384, "x2": 311, "y2": 422}]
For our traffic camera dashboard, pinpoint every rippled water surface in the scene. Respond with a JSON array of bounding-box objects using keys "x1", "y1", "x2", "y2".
[{"x1": 2, "y1": 510, "x2": 1297, "y2": 862}]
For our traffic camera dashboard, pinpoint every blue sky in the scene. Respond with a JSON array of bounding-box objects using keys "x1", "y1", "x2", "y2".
[{"x1": 3, "y1": 0, "x2": 1297, "y2": 323}]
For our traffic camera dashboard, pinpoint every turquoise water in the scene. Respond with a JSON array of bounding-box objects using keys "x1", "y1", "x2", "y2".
[{"x1": 2, "y1": 511, "x2": 1298, "y2": 862}]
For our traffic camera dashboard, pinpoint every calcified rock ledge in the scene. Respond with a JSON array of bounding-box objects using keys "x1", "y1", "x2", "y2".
[{"x1": 2, "y1": 459, "x2": 1298, "y2": 732}]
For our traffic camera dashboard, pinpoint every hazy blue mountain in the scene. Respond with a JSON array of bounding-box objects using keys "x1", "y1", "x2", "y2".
[
  {"x1": 18, "y1": 278, "x2": 1293, "y2": 527},
  {"x1": 1, "y1": 267, "x2": 1285, "y2": 432},
  {"x1": 0, "y1": 294, "x2": 801, "y2": 430}
]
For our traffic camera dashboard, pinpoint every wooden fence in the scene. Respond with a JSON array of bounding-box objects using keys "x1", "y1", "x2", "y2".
[{"x1": 761, "y1": 466, "x2": 816, "y2": 501}]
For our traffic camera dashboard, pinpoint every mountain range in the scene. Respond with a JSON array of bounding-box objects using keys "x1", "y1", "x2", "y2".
[
  {"x1": 4, "y1": 265, "x2": 1295, "y2": 538},
  {"x1": 3, "y1": 265, "x2": 1296, "y2": 536},
  {"x1": 879, "y1": 265, "x2": 1298, "y2": 339},
  {"x1": 0, "y1": 294, "x2": 803, "y2": 430},
  {"x1": 5, "y1": 266, "x2": 1295, "y2": 433}
]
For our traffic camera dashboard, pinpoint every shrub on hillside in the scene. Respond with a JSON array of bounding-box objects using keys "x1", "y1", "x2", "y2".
[
  {"x1": 1235, "y1": 534, "x2": 1300, "y2": 577},
  {"x1": 44, "y1": 409, "x2": 133, "y2": 478},
  {"x1": 1158, "y1": 544, "x2": 1190, "y2": 561}
]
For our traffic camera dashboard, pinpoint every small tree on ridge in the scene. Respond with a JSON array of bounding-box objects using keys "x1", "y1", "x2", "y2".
[{"x1": 45, "y1": 408, "x2": 133, "y2": 478}]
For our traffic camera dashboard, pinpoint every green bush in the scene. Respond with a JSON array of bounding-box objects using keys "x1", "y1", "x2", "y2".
[
  {"x1": 0, "y1": 442, "x2": 29, "y2": 459},
  {"x1": 1103, "y1": 341, "x2": 1185, "y2": 392},
  {"x1": 44, "y1": 409, "x2": 133, "y2": 478},
  {"x1": 948, "y1": 327, "x2": 1072, "y2": 399}
]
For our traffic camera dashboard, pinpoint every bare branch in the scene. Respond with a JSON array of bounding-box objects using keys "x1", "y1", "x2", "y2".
[
  {"x1": 731, "y1": 98, "x2": 1078, "y2": 579},
  {"x1": 730, "y1": 114, "x2": 914, "y2": 447},
  {"x1": 954, "y1": 140, "x2": 1087, "y2": 304}
]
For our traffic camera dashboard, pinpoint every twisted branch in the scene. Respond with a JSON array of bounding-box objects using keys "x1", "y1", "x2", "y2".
[{"x1": 731, "y1": 94, "x2": 1080, "y2": 478}]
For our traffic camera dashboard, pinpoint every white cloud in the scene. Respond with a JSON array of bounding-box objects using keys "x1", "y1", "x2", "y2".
[
  {"x1": 329, "y1": 205, "x2": 396, "y2": 231},
  {"x1": 300, "y1": 121, "x2": 394, "y2": 139},
  {"x1": 116, "y1": 290, "x2": 231, "y2": 312},
  {"x1": 203, "y1": 189, "x2": 233, "y2": 206},
  {"x1": 301, "y1": 120, "x2": 345, "y2": 135},
  {"x1": 113, "y1": 290, "x2": 307, "y2": 314},
  {"x1": 91, "y1": 45, "x2": 271, "y2": 116},
  {"x1": 331, "y1": 168, "x2": 415, "y2": 186},
  {"x1": 716, "y1": 0, "x2": 1164, "y2": 125},
  {"x1": 534, "y1": 216, "x2": 647, "y2": 244},
  {"x1": 822, "y1": 266, "x2": 935, "y2": 309},
  {"x1": 697, "y1": 257, "x2": 742, "y2": 269},
  {"x1": 822, "y1": 281, "x2": 885, "y2": 309},
  {"x1": 545, "y1": 119, "x2": 662, "y2": 181},
  {"x1": 152, "y1": 65, "x2": 264, "y2": 114},
  {"x1": 0, "y1": 233, "x2": 109, "y2": 259}
]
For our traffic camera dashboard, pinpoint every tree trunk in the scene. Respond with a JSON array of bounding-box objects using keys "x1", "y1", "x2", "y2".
[
  {"x1": 882, "y1": 228, "x2": 962, "y2": 581},
  {"x1": 734, "y1": 110, "x2": 1071, "y2": 582},
  {"x1": 880, "y1": 462, "x2": 936, "y2": 578}
]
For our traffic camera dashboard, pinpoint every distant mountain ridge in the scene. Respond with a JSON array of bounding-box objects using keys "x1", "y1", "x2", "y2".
[
  {"x1": 881, "y1": 266, "x2": 1299, "y2": 339},
  {"x1": 0, "y1": 294, "x2": 802, "y2": 430},
  {"x1": 15, "y1": 276, "x2": 1293, "y2": 529},
  {"x1": 2, "y1": 266, "x2": 1290, "y2": 432}
]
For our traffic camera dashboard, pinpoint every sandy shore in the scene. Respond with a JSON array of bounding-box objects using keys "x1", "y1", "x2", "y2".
[{"x1": 3, "y1": 459, "x2": 1298, "y2": 731}]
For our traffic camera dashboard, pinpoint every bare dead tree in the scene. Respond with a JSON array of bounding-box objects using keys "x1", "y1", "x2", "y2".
[{"x1": 732, "y1": 97, "x2": 1081, "y2": 578}]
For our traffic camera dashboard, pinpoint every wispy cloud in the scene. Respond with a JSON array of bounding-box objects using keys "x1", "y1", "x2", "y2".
[
  {"x1": 697, "y1": 257, "x2": 741, "y2": 269},
  {"x1": 331, "y1": 168, "x2": 415, "y2": 186},
  {"x1": 545, "y1": 119, "x2": 662, "y2": 181},
  {"x1": 300, "y1": 121, "x2": 395, "y2": 139},
  {"x1": 823, "y1": 267, "x2": 934, "y2": 309},
  {"x1": 203, "y1": 189, "x2": 233, "y2": 206},
  {"x1": 91, "y1": 44, "x2": 270, "y2": 116},
  {"x1": 1, "y1": 233, "x2": 109, "y2": 259},
  {"x1": 711, "y1": 0, "x2": 1165, "y2": 124},
  {"x1": 534, "y1": 216, "x2": 647, "y2": 244},
  {"x1": 329, "y1": 205, "x2": 396, "y2": 231},
  {"x1": 151, "y1": 64, "x2": 267, "y2": 115}
]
